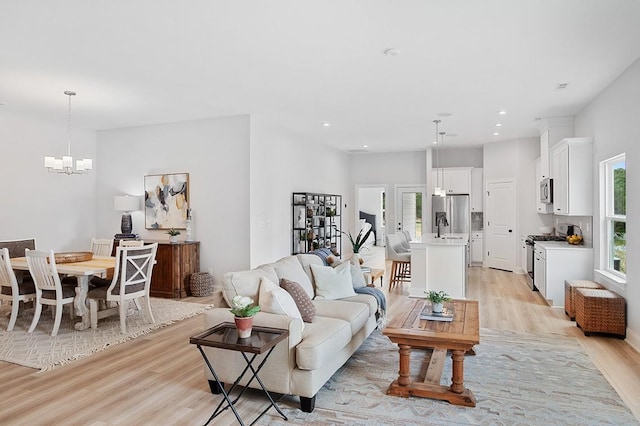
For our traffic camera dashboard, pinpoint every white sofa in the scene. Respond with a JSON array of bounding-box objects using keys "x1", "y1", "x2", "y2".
[{"x1": 202, "y1": 253, "x2": 378, "y2": 412}]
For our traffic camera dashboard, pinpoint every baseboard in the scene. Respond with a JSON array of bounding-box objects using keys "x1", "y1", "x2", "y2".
[{"x1": 625, "y1": 328, "x2": 640, "y2": 352}]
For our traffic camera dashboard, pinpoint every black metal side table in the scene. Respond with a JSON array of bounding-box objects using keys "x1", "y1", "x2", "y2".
[{"x1": 190, "y1": 322, "x2": 289, "y2": 426}]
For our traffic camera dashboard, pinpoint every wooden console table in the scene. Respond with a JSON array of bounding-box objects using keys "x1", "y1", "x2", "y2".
[
  {"x1": 148, "y1": 240, "x2": 200, "y2": 298},
  {"x1": 383, "y1": 298, "x2": 480, "y2": 407}
]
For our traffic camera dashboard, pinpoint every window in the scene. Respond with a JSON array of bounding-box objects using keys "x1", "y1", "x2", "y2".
[{"x1": 603, "y1": 154, "x2": 626, "y2": 277}]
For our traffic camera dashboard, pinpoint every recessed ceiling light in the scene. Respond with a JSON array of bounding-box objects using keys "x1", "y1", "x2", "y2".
[
  {"x1": 383, "y1": 48, "x2": 399, "y2": 56},
  {"x1": 322, "y1": 122, "x2": 330, "y2": 127},
  {"x1": 362, "y1": 144, "x2": 368, "y2": 148},
  {"x1": 437, "y1": 112, "x2": 453, "y2": 117},
  {"x1": 432, "y1": 140, "x2": 438, "y2": 145},
  {"x1": 498, "y1": 110, "x2": 507, "y2": 115},
  {"x1": 495, "y1": 123, "x2": 502, "y2": 127},
  {"x1": 493, "y1": 132, "x2": 499, "y2": 136}
]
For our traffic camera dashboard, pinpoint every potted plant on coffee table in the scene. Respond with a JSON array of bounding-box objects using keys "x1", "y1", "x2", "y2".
[
  {"x1": 426, "y1": 290, "x2": 451, "y2": 313},
  {"x1": 230, "y1": 295, "x2": 260, "y2": 338}
]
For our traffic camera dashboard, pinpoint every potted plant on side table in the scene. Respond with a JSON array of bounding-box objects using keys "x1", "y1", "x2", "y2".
[
  {"x1": 426, "y1": 290, "x2": 451, "y2": 313},
  {"x1": 230, "y1": 295, "x2": 260, "y2": 338}
]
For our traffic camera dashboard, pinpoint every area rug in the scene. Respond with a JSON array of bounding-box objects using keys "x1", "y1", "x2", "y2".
[
  {"x1": 259, "y1": 329, "x2": 638, "y2": 426},
  {"x1": 0, "y1": 298, "x2": 211, "y2": 371}
]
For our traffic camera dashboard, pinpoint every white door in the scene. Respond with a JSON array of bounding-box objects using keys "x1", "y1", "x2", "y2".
[
  {"x1": 485, "y1": 179, "x2": 516, "y2": 271},
  {"x1": 395, "y1": 185, "x2": 427, "y2": 240}
]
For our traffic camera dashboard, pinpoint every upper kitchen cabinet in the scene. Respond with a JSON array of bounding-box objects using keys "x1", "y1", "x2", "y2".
[
  {"x1": 471, "y1": 168, "x2": 483, "y2": 212},
  {"x1": 550, "y1": 137, "x2": 593, "y2": 216},
  {"x1": 535, "y1": 158, "x2": 552, "y2": 214},
  {"x1": 432, "y1": 167, "x2": 472, "y2": 194},
  {"x1": 537, "y1": 117, "x2": 574, "y2": 179}
]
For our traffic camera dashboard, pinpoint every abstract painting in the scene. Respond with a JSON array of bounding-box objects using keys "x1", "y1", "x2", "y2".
[{"x1": 144, "y1": 173, "x2": 189, "y2": 229}]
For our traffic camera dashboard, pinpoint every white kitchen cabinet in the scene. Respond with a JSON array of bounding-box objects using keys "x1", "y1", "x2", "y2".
[
  {"x1": 471, "y1": 168, "x2": 483, "y2": 212},
  {"x1": 549, "y1": 137, "x2": 593, "y2": 216},
  {"x1": 432, "y1": 167, "x2": 472, "y2": 194},
  {"x1": 535, "y1": 158, "x2": 552, "y2": 214},
  {"x1": 470, "y1": 232, "x2": 483, "y2": 264},
  {"x1": 535, "y1": 242, "x2": 594, "y2": 307},
  {"x1": 534, "y1": 245, "x2": 546, "y2": 297},
  {"x1": 537, "y1": 118, "x2": 573, "y2": 180}
]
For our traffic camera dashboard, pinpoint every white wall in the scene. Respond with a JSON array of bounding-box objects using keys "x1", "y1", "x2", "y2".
[
  {"x1": 96, "y1": 115, "x2": 251, "y2": 284},
  {"x1": 483, "y1": 137, "x2": 551, "y2": 270},
  {"x1": 0, "y1": 111, "x2": 97, "y2": 251},
  {"x1": 574, "y1": 56, "x2": 640, "y2": 340},
  {"x1": 348, "y1": 151, "x2": 426, "y2": 239},
  {"x1": 249, "y1": 116, "x2": 350, "y2": 267},
  {"x1": 437, "y1": 146, "x2": 484, "y2": 168}
]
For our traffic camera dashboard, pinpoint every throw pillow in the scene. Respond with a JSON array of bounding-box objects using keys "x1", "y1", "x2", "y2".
[
  {"x1": 280, "y1": 278, "x2": 316, "y2": 322},
  {"x1": 310, "y1": 261, "x2": 356, "y2": 299},
  {"x1": 349, "y1": 257, "x2": 367, "y2": 289},
  {"x1": 259, "y1": 277, "x2": 303, "y2": 326}
]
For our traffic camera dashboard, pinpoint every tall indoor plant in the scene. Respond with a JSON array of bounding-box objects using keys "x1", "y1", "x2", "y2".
[{"x1": 342, "y1": 227, "x2": 373, "y2": 255}]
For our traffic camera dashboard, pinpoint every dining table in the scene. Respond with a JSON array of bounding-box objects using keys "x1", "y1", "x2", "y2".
[{"x1": 11, "y1": 255, "x2": 116, "y2": 331}]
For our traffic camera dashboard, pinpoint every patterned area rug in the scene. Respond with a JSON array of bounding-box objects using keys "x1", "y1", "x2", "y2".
[
  {"x1": 259, "y1": 329, "x2": 638, "y2": 426},
  {"x1": 0, "y1": 298, "x2": 211, "y2": 371}
]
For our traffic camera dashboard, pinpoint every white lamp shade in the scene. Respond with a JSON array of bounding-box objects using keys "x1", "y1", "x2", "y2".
[
  {"x1": 62, "y1": 156, "x2": 73, "y2": 168},
  {"x1": 114, "y1": 195, "x2": 141, "y2": 212}
]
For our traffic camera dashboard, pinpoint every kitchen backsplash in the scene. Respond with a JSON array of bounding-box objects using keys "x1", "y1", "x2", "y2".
[{"x1": 554, "y1": 216, "x2": 593, "y2": 246}]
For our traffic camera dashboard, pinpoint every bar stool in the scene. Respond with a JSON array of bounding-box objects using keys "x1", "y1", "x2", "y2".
[{"x1": 385, "y1": 233, "x2": 411, "y2": 290}]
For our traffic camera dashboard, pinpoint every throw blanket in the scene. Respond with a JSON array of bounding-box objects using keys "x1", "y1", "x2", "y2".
[{"x1": 355, "y1": 286, "x2": 387, "y2": 329}]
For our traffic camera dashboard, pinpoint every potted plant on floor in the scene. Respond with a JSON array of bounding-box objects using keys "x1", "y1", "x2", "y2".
[
  {"x1": 230, "y1": 295, "x2": 260, "y2": 338},
  {"x1": 426, "y1": 290, "x2": 451, "y2": 313}
]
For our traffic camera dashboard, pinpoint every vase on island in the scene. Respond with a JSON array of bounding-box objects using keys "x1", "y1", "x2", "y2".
[{"x1": 234, "y1": 316, "x2": 253, "y2": 338}]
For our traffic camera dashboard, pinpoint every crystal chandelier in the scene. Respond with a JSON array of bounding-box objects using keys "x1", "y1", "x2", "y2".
[{"x1": 44, "y1": 91, "x2": 93, "y2": 175}]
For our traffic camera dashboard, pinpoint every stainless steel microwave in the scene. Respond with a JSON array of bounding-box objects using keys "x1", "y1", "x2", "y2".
[{"x1": 540, "y1": 178, "x2": 553, "y2": 204}]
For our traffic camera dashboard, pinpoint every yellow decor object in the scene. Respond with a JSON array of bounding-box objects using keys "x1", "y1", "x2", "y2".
[{"x1": 567, "y1": 235, "x2": 583, "y2": 245}]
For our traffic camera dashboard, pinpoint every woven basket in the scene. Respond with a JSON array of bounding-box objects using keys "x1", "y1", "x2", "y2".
[
  {"x1": 564, "y1": 280, "x2": 602, "y2": 320},
  {"x1": 575, "y1": 288, "x2": 626, "y2": 338},
  {"x1": 190, "y1": 272, "x2": 213, "y2": 297}
]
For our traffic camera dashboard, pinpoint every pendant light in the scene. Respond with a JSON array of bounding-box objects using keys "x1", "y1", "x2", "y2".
[
  {"x1": 433, "y1": 120, "x2": 442, "y2": 196},
  {"x1": 44, "y1": 91, "x2": 93, "y2": 175},
  {"x1": 439, "y1": 131, "x2": 446, "y2": 197}
]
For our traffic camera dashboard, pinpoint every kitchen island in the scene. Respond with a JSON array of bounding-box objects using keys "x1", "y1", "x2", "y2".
[{"x1": 409, "y1": 233, "x2": 469, "y2": 299}]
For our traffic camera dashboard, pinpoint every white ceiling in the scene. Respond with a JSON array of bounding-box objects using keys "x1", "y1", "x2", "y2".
[{"x1": 2, "y1": 0, "x2": 640, "y2": 152}]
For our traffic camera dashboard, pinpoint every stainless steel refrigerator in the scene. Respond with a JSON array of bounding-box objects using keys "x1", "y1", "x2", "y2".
[{"x1": 432, "y1": 194, "x2": 470, "y2": 235}]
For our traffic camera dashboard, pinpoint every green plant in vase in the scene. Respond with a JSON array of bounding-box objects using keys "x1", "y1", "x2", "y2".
[{"x1": 426, "y1": 290, "x2": 451, "y2": 313}]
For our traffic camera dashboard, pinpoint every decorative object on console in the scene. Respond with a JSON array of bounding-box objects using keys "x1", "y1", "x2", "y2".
[
  {"x1": 114, "y1": 195, "x2": 141, "y2": 234},
  {"x1": 144, "y1": 173, "x2": 189, "y2": 230},
  {"x1": 166, "y1": 228, "x2": 180, "y2": 243},
  {"x1": 44, "y1": 91, "x2": 93, "y2": 175},
  {"x1": 185, "y1": 208, "x2": 194, "y2": 242}
]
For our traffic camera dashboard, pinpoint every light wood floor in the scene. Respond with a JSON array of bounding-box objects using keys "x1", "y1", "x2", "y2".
[{"x1": 1, "y1": 262, "x2": 639, "y2": 424}]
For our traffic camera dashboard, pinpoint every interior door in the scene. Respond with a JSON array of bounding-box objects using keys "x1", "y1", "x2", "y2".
[
  {"x1": 485, "y1": 179, "x2": 516, "y2": 271},
  {"x1": 395, "y1": 185, "x2": 427, "y2": 240}
]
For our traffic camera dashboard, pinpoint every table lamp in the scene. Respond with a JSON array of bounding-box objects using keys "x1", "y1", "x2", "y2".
[{"x1": 114, "y1": 195, "x2": 141, "y2": 234}]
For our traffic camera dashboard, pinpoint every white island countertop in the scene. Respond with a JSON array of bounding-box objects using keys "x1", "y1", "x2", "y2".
[{"x1": 411, "y1": 233, "x2": 469, "y2": 247}]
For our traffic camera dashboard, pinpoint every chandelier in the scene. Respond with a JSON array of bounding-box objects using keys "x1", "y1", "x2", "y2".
[
  {"x1": 433, "y1": 120, "x2": 444, "y2": 196},
  {"x1": 44, "y1": 91, "x2": 93, "y2": 175}
]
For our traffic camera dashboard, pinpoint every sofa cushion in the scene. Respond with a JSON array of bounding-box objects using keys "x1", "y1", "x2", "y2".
[
  {"x1": 312, "y1": 299, "x2": 370, "y2": 336},
  {"x1": 280, "y1": 278, "x2": 316, "y2": 323},
  {"x1": 221, "y1": 268, "x2": 275, "y2": 307},
  {"x1": 311, "y1": 262, "x2": 356, "y2": 300},
  {"x1": 259, "y1": 277, "x2": 304, "y2": 330},
  {"x1": 339, "y1": 293, "x2": 379, "y2": 317},
  {"x1": 273, "y1": 256, "x2": 314, "y2": 299},
  {"x1": 295, "y1": 254, "x2": 324, "y2": 291},
  {"x1": 296, "y1": 316, "x2": 352, "y2": 370}
]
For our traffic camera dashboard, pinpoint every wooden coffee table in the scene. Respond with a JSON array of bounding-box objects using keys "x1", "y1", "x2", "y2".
[{"x1": 383, "y1": 298, "x2": 480, "y2": 407}]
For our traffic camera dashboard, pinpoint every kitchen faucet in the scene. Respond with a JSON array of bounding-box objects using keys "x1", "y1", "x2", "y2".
[{"x1": 436, "y1": 214, "x2": 449, "y2": 238}]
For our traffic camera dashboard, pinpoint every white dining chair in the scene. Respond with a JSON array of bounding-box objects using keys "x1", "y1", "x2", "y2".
[
  {"x1": 26, "y1": 249, "x2": 75, "y2": 336},
  {"x1": 91, "y1": 238, "x2": 114, "y2": 257},
  {"x1": 0, "y1": 248, "x2": 36, "y2": 331},
  {"x1": 87, "y1": 243, "x2": 158, "y2": 333},
  {"x1": 119, "y1": 239, "x2": 144, "y2": 247}
]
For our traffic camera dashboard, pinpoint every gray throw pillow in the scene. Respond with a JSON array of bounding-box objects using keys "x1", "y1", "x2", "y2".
[{"x1": 280, "y1": 278, "x2": 316, "y2": 322}]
